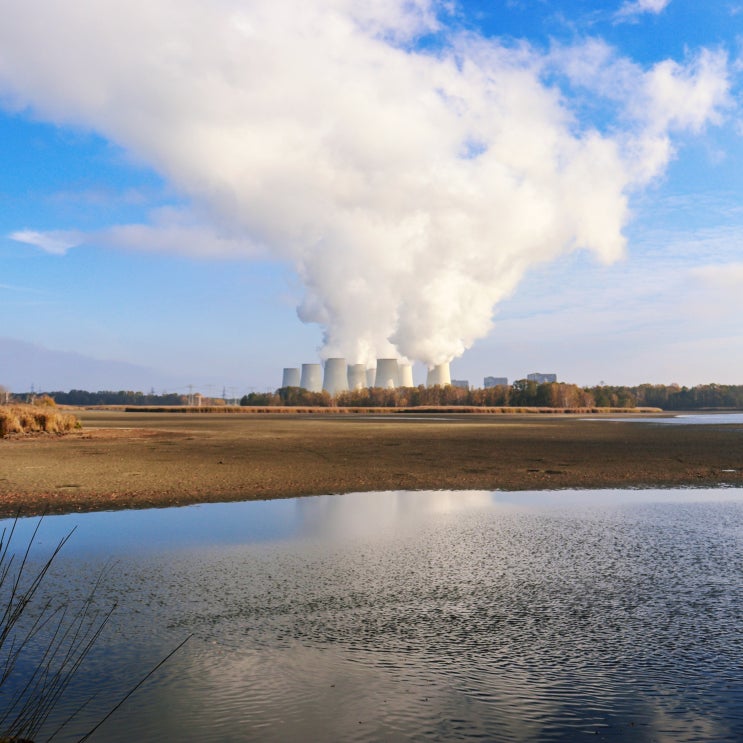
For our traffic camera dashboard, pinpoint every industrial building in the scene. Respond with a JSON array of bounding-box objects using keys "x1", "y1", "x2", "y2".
[
  {"x1": 282, "y1": 359, "x2": 452, "y2": 392},
  {"x1": 527, "y1": 373, "x2": 557, "y2": 384},
  {"x1": 283, "y1": 364, "x2": 560, "y2": 393}
]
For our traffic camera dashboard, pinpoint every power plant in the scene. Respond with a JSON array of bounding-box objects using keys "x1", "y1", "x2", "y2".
[
  {"x1": 282, "y1": 361, "x2": 555, "y2": 395},
  {"x1": 283, "y1": 358, "x2": 453, "y2": 392}
]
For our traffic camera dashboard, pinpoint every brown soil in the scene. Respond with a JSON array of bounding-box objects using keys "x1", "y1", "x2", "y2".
[{"x1": 1, "y1": 410, "x2": 743, "y2": 518}]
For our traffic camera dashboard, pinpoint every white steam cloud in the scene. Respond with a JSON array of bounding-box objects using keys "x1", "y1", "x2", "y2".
[{"x1": 0, "y1": 0, "x2": 730, "y2": 367}]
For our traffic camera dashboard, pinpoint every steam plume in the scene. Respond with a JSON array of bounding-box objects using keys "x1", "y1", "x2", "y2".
[{"x1": 0, "y1": 1, "x2": 729, "y2": 367}]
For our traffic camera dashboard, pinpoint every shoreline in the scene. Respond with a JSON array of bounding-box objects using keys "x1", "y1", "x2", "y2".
[{"x1": 2, "y1": 410, "x2": 743, "y2": 518}]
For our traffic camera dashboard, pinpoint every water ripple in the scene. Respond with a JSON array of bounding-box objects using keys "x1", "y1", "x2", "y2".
[{"x1": 10, "y1": 493, "x2": 743, "y2": 741}]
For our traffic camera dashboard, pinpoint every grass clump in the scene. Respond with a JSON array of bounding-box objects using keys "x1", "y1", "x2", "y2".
[{"x1": 0, "y1": 406, "x2": 80, "y2": 438}]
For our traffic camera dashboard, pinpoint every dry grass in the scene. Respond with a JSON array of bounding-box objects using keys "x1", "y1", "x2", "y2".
[
  {"x1": 125, "y1": 405, "x2": 662, "y2": 415},
  {"x1": 2, "y1": 410, "x2": 742, "y2": 517},
  {"x1": 0, "y1": 406, "x2": 80, "y2": 437}
]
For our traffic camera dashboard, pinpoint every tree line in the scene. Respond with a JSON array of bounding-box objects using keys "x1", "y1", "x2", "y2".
[
  {"x1": 27, "y1": 390, "x2": 186, "y2": 406},
  {"x1": 6, "y1": 382, "x2": 742, "y2": 410},
  {"x1": 241, "y1": 381, "x2": 743, "y2": 410},
  {"x1": 241, "y1": 381, "x2": 597, "y2": 408}
]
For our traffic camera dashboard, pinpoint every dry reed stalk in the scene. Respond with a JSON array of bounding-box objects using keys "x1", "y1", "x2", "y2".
[
  {"x1": 0, "y1": 518, "x2": 189, "y2": 741},
  {"x1": 0, "y1": 518, "x2": 115, "y2": 741},
  {"x1": 0, "y1": 407, "x2": 79, "y2": 438}
]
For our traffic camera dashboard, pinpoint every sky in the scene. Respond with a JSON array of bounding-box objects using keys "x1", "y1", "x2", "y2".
[{"x1": 1, "y1": 0, "x2": 742, "y2": 395}]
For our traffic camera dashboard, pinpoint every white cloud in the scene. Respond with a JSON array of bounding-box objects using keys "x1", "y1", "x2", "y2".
[
  {"x1": 642, "y1": 50, "x2": 730, "y2": 134},
  {"x1": 101, "y1": 207, "x2": 265, "y2": 259},
  {"x1": 11, "y1": 209, "x2": 263, "y2": 260},
  {"x1": 102, "y1": 223, "x2": 251, "y2": 258},
  {"x1": 615, "y1": 0, "x2": 671, "y2": 21},
  {"x1": 550, "y1": 42, "x2": 729, "y2": 133},
  {"x1": 549, "y1": 43, "x2": 730, "y2": 183},
  {"x1": 690, "y1": 261, "x2": 743, "y2": 291},
  {"x1": 463, "y1": 223, "x2": 743, "y2": 386},
  {"x1": 0, "y1": 0, "x2": 731, "y2": 367},
  {"x1": 9, "y1": 230, "x2": 83, "y2": 255}
]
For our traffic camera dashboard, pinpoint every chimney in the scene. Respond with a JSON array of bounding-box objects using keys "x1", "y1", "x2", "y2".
[
  {"x1": 375, "y1": 358, "x2": 399, "y2": 389},
  {"x1": 282, "y1": 367, "x2": 300, "y2": 387},
  {"x1": 347, "y1": 363, "x2": 367, "y2": 390},
  {"x1": 300, "y1": 363, "x2": 322, "y2": 392},
  {"x1": 398, "y1": 363, "x2": 414, "y2": 387},
  {"x1": 426, "y1": 362, "x2": 451, "y2": 387},
  {"x1": 322, "y1": 358, "x2": 348, "y2": 395}
]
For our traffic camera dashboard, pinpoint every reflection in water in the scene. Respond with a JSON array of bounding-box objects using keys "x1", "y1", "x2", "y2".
[{"x1": 3, "y1": 489, "x2": 743, "y2": 742}]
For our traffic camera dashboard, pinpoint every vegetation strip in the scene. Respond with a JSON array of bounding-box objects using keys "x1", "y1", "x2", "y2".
[{"x1": 8, "y1": 381, "x2": 743, "y2": 410}]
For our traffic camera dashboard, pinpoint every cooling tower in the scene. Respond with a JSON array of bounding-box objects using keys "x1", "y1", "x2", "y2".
[
  {"x1": 323, "y1": 358, "x2": 348, "y2": 395},
  {"x1": 426, "y1": 362, "x2": 451, "y2": 387},
  {"x1": 300, "y1": 363, "x2": 322, "y2": 392},
  {"x1": 366, "y1": 368, "x2": 376, "y2": 387},
  {"x1": 282, "y1": 367, "x2": 300, "y2": 388},
  {"x1": 375, "y1": 358, "x2": 399, "y2": 389},
  {"x1": 347, "y1": 363, "x2": 367, "y2": 390},
  {"x1": 398, "y1": 363, "x2": 414, "y2": 387}
]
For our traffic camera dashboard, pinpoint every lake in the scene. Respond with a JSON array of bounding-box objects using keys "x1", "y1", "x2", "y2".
[{"x1": 3, "y1": 488, "x2": 743, "y2": 742}]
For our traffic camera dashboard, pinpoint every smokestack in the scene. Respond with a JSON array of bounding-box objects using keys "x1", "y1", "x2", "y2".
[
  {"x1": 300, "y1": 363, "x2": 322, "y2": 392},
  {"x1": 323, "y1": 357, "x2": 348, "y2": 395},
  {"x1": 398, "y1": 363, "x2": 413, "y2": 387},
  {"x1": 282, "y1": 367, "x2": 300, "y2": 387},
  {"x1": 375, "y1": 358, "x2": 399, "y2": 389},
  {"x1": 347, "y1": 363, "x2": 367, "y2": 390},
  {"x1": 366, "y1": 368, "x2": 376, "y2": 387},
  {"x1": 426, "y1": 362, "x2": 451, "y2": 387}
]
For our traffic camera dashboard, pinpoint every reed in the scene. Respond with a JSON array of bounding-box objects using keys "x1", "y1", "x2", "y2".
[
  {"x1": 0, "y1": 407, "x2": 79, "y2": 438},
  {"x1": 124, "y1": 405, "x2": 661, "y2": 415},
  {"x1": 0, "y1": 518, "x2": 190, "y2": 742},
  {"x1": 0, "y1": 518, "x2": 114, "y2": 741}
]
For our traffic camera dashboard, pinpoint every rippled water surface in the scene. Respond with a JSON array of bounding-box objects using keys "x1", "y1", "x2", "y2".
[{"x1": 4, "y1": 489, "x2": 743, "y2": 742}]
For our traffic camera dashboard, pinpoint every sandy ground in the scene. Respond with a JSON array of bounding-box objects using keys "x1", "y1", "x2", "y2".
[{"x1": 1, "y1": 410, "x2": 743, "y2": 517}]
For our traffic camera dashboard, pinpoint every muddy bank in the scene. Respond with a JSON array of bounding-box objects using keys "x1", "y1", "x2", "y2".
[{"x1": 1, "y1": 410, "x2": 743, "y2": 517}]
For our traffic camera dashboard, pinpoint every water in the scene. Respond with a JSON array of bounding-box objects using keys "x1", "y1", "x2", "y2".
[
  {"x1": 589, "y1": 412, "x2": 743, "y2": 425},
  {"x1": 3, "y1": 489, "x2": 743, "y2": 742}
]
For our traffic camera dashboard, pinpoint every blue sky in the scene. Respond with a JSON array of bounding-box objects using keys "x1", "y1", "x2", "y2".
[{"x1": 1, "y1": 0, "x2": 742, "y2": 394}]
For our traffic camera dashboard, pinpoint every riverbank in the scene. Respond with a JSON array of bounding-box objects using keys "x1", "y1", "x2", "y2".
[{"x1": 1, "y1": 410, "x2": 742, "y2": 518}]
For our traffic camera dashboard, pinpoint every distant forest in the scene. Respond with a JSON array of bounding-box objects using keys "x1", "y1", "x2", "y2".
[
  {"x1": 8, "y1": 382, "x2": 743, "y2": 410},
  {"x1": 240, "y1": 381, "x2": 743, "y2": 410},
  {"x1": 35, "y1": 390, "x2": 187, "y2": 406}
]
